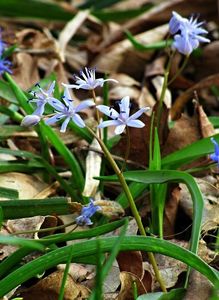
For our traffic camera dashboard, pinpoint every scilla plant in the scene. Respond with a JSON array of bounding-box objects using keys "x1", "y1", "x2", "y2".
[{"x1": 0, "y1": 11, "x2": 218, "y2": 300}]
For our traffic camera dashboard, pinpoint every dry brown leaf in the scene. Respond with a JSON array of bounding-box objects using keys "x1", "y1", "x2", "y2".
[
  {"x1": 83, "y1": 138, "x2": 102, "y2": 197},
  {"x1": 196, "y1": 103, "x2": 215, "y2": 138},
  {"x1": 12, "y1": 53, "x2": 39, "y2": 90},
  {"x1": 154, "y1": 241, "x2": 188, "y2": 289},
  {"x1": 179, "y1": 177, "x2": 219, "y2": 232},
  {"x1": 58, "y1": 10, "x2": 90, "y2": 62},
  {"x1": 117, "y1": 251, "x2": 144, "y2": 279},
  {"x1": 0, "y1": 172, "x2": 48, "y2": 199},
  {"x1": 164, "y1": 185, "x2": 181, "y2": 237},
  {"x1": 116, "y1": 271, "x2": 147, "y2": 300},
  {"x1": 162, "y1": 114, "x2": 201, "y2": 158},
  {"x1": 92, "y1": 24, "x2": 168, "y2": 75},
  {"x1": 183, "y1": 270, "x2": 212, "y2": 300},
  {"x1": 171, "y1": 73, "x2": 219, "y2": 120},
  {"x1": 18, "y1": 270, "x2": 90, "y2": 300},
  {"x1": 95, "y1": 200, "x2": 125, "y2": 220}
]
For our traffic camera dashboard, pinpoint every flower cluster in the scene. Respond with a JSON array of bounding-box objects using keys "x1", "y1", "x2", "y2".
[
  {"x1": 169, "y1": 11, "x2": 210, "y2": 55},
  {"x1": 0, "y1": 31, "x2": 12, "y2": 75},
  {"x1": 76, "y1": 198, "x2": 101, "y2": 226},
  {"x1": 22, "y1": 68, "x2": 149, "y2": 135}
]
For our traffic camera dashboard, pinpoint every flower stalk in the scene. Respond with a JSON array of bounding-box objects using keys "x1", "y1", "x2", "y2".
[{"x1": 87, "y1": 126, "x2": 167, "y2": 292}]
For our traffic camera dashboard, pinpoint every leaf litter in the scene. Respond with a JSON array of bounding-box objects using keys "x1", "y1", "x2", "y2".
[{"x1": 0, "y1": 0, "x2": 218, "y2": 299}]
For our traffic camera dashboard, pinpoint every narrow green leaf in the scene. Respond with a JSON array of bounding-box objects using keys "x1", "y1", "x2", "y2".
[
  {"x1": 93, "y1": 5, "x2": 153, "y2": 22},
  {"x1": 0, "y1": 186, "x2": 18, "y2": 199},
  {"x1": 162, "y1": 134, "x2": 219, "y2": 169},
  {"x1": 137, "y1": 288, "x2": 186, "y2": 300},
  {"x1": 126, "y1": 30, "x2": 173, "y2": 51},
  {"x1": 0, "y1": 198, "x2": 71, "y2": 219},
  {"x1": 0, "y1": 236, "x2": 218, "y2": 296},
  {"x1": 97, "y1": 170, "x2": 204, "y2": 256},
  {"x1": 0, "y1": 0, "x2": 74, "y2": 21},
  {"x1": 0, "y1": 219, "x2": 127, "y2": 279},
  {"x1": 5, "y1": 73, "x2": 84, "y2": 193},
  {"x1": 0, "y1": 235, "x2": 44, "y2": 251}
]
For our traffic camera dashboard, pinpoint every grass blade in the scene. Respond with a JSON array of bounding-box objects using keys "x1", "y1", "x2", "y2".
[{"x1": 0, "y1": 236, "x2": 218, "y2": 296}]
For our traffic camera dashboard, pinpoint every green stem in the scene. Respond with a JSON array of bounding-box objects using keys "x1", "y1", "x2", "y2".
[
  {"x1": 92, "y1": 89, "x2": 101, "y2": 139},
  {"x1": 168, "y1": 55, "x2": 189, "y2": 86},
  {"x1": 86, "y1": 126, "x2": 167, "y2": 292},
  {"x1": 156, "y1": 56, "x2": 172, "y2": 128},
  {"x1": 121, "y1": 127, "x2": 130, "y2": 172}
]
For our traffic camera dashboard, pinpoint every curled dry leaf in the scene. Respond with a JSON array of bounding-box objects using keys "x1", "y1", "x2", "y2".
[
  {"x1": 18, "y1": 270, "x2": 90, "y2": 300},
  {"x1": 12, "y1": 52, "x2": 40, "y2": 90},
  {"x1": 117, "y1": 251, "x2": 144, "y2": 279},
  {"x1": 171, "y1": 73, "x2": 219, "y2": 120},
  {"x1": 179, "y1": 177, "x2": 219, "y2": 232},
  {"x1": 95, "y1": 200, "x2": 125, "y2": 220},
  {"x1": 58, "y1": 10, "x2": 90, "y2": 62},
  {"x1": 195, "y1": 102, "x2": 215, "y2": 138},
  {"x1": 83, "y1": 138, "x2": 102, "y2": 197},
  {"x1": 117, "y1": 271, "x2": 147, "y2": 300}
]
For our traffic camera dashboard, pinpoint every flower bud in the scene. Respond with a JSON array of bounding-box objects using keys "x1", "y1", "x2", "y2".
[{"x1": 21, "y1": 115, "x2": 41, "y2": 127}]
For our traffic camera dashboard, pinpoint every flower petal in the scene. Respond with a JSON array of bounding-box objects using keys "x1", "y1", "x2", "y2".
[
  {"x1": 96, "y1": 105, "x2": 119, "y2": 119},
  {"x1": 48, "y1": 98, "x2": 65, "y2": 112},
  {"x1": 75, "y1": 100, "x2": 95, "y2": 112},
  {"x1": 211, "y1": 137, "x2": 219, "y2": 156},
  {"x1": 45, "y1": 114, "x2": 65, "y2": 125},
  {"x1": 32, "y1": 101, "x2": 46, "y2": 116},
  {"x1": 127, "y1": 119, "x2": 145, "y2": 128},
  {"x1": 115, "y1": 124, "x2": 126, "y2": 135},
  {"x1": 128, "y1": 107, "x2": 150, "y2": 121},
  {"x1": 119, "y1": 96, "x2": 130, "y2": 118},
  {"x1": 98, "y1": 120, "x2": 120, "y2": 129},
  {"x1": 72, "y1": 113, "x2": 86, "y2": 128},
  {"x1": 47, "y1": 81, "x2": 56, "y2": 95},
  {"x1": 60, "y1": 117, "x2": 71, "y2": 132}
]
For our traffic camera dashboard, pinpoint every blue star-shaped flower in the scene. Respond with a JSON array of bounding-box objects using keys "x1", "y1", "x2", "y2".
[
  {"x1": 97, "y1": 96, "x2": 150, "y2": 135},
  {"x1": 45, "y1": 87, "x2": 95, "y2": 132},
  {"x1": 169, "y1": 11, "x2": 210, "y2": 56},
  {"x1": 76, "y1": 198, "x2": 101, "y2": 226},
  {"x1": 62, "y1": 67, "x2": 118, "y2": 91}
]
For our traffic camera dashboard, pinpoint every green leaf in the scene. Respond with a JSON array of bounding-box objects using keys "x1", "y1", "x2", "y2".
[
  {"x1": 0, "y1": 235, "x2": 44, "y2": 251},
  {"x1": 161, "y1": 134, "x2": 219, "y2": 169},
  {"x1": 0, "y1": 0, "x2": 74, "y2": 21},
  {"x1": 0, "y1": 236, "x2": 218, "y2": 296},
  {"x1": 0, "y1": 198, "x2": 71, "y2": 219},
  {"x1": 93, "y1": 5, "x2": 153, "y2": 22},
  {"x1": 5, "y1": 73, "x2": 85, "y2": 193},
  {"x1": 97, "y1": 170, "x2": 204, "y2": 256},
  {"x1": 0, "y1": 187, "x2": 18, "y2": 199},
  {"x1": 137, "y1": 288, "x2": 186, "y2": 300},
  {"x1": 126, "y1": 30, "x2": 173, "y2": 51},
  {"x1": 209, "y1": 116, "x2": 219, "y2": 128},
  {"x1": 0, "y1": 219, "x2": 127, "y2": 279}
]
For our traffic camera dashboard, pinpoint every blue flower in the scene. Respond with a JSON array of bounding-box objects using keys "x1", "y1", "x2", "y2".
[
  {"x1": 62, "y1": 67, "x2": 118, "y2": 90},
  {"x1": 76, "y1": 198, "x2": 101, "y2": 226},
  {"x1": 45, "y1": 88, "x2": 95, "y2": 132},
  {"x1": 210, "y1": 137, "x2": 219, "y2": 165},
  {"x1": 0, "y1": 57, "x2": 12, "y2": 75},
  {"x1": 97, "y1": 96, "x2": 150, "y2": 135},
  {"x1": 21, "y1": 114, "x2": 41, "y2": 127},
  {"x1": 169, "y1": 11, "x2": 210, "y2": 55},
  {"x1": 28, "y1": 81, "x2": 56, "y2": 116}
]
